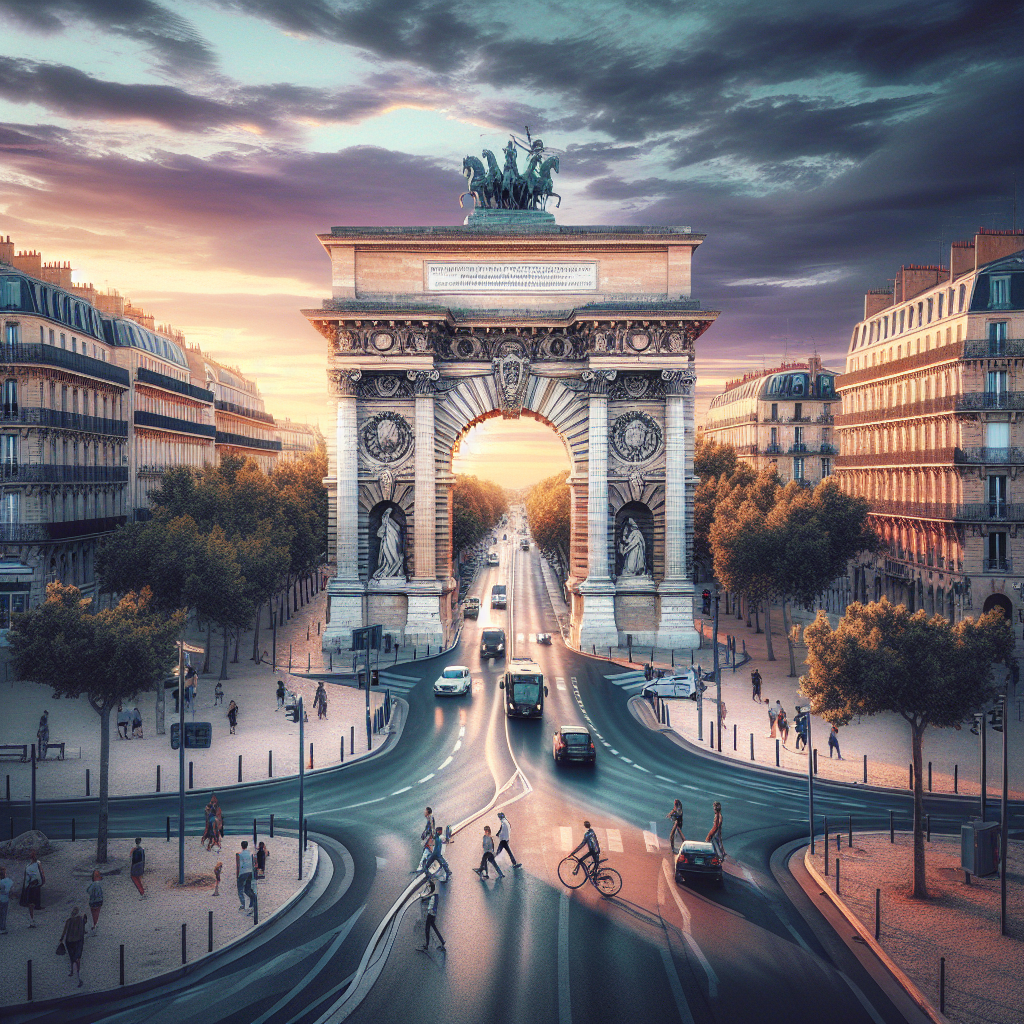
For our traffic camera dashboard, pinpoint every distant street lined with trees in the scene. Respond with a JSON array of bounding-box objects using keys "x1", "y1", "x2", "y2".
[
  {"x1": 452, "y1": 475, "x2": 508, "y2": 557},
  {"x1": 525, "y1": 472, "x2": 570, "y2": 586}
]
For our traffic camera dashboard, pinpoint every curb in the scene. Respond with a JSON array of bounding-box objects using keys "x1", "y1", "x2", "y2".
[
  {"x1": 292, "y1": 625, "x2": 463, "y2": 681},
  {"x1": 801, "y1": 843, "x2": 951, "y2": 1024}
]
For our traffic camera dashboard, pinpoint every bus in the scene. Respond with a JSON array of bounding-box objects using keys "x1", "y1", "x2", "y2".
[{"x1": 500, "y1": 659, "x2": 548, "y2": 718}]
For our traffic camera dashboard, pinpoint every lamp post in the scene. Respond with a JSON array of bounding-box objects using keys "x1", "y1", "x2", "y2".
[
  {"x1": 176, "y1": 640, "x2": 204, "y2": 886},
  {"x1": 798, "y1": 704, "x2": 814, "y2": 854}
]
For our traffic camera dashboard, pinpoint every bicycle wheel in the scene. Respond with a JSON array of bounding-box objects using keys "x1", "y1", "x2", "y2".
[
  {"x1": 594, "y1": 867, "x2": 622, "y2": 897},
  {"x1": 558, "y1": 856, "x2": 587, "y2": 889}
]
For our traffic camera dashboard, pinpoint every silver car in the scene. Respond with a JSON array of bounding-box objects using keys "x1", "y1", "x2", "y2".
[{"x1": 433, "y1": 665, "x2": 472, "y2": 696}]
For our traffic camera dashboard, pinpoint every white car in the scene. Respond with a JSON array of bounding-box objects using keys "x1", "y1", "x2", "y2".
[
  {"x1": 487, "y1": 552, "x2": 500, "y2": 566},
  {"x1": 434, "y1": 665, "x2": 472, "y2": 696}
]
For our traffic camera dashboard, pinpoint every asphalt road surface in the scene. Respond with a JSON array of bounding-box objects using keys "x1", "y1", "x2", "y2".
[{"x1": 6, "y1": 528, "x2": 1018, "y2": 1024}]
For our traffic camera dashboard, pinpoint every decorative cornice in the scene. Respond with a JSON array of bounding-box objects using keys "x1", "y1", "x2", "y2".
[
  {"x1": 661, "y1": 368, "x2": 697, "y2": 396},
  {"x1": 407, "y1": 369, "x2": 441, "y2": 395},
  {"x1": 329, "y1": 368, "x2": 363, "y2": 397}
]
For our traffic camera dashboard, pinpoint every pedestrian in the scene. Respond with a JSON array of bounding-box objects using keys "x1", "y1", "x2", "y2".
[
  {"x1": 185, "y1": 665, "x2": 198, "y2": 710},
  {"x1": 59, "y1": 906, "x2": 86, "y2": 987},
  {"x1": 85, "y1": 870, "x2": 103, "y2": 934},
  {"x1": 227, "y1": 700, "x2": 238, "y2": 735},
  {"x1": 37, "y1": 710, "x2": 49, "y2": 759},
  {"x1": 794, "y1": 711, "x2": 807, "y2": 752},
  {"x1": 666, "y1": 799, "x2": 685, "y2": 851},
  {"x1": 777, "y1": 706, "x2": 789, "y2": 747},
  {"x1": 276, "y1": 680, "x2": 285, "y2": 712},
  {"x1": 751, "y1": 669, "x2": 762, "y2": 702},
  {"x1": 256, "y1": 841, "x2": 269, "y2": 879},
  {"x1": 414, "y1": 807, "x2": 436, "y2": 872},
  {"x1": 131, "y1": 707, "x2": 143, "y2": 739},
  {"x1": 21, "y1": 848, "x2": 44, "y2": 925},
  {"x1": 706, "y1": 800, "x2": 726, "y2": 861},
  {"x1": 213, "y1": 861, "x2": 223, "y2": 896},
  {"x1": 767, "y1": 700, "x2": 777, "y2": 739},
  {"x1": 203, "y1": 794, "x2": 220, "y2": 849},
  {"x1": 473, "y1": 826, "x2": 504, "y2": 879},
  {"x1": 214, "y1": 682, "x2": 224, "y2": 706},
  {"x1": 828, "y1": 724, "x2": 843, "y2": 759},
  {"x1": 314, "y1": 682, "x2": 328, "y2": 720},
  {"x1": 416, "y1": 879, "x2": 446, "y2": 952},
  {"x1": 116, "y1": 704, "x2": 130, "y2": 740},
  {"x1": 236, "y1": 841, "x2": 256, "y2": 915},
  {"x1": 211, "y1": 807, "x2": 223, "y2": 851},
  {"x1": 494, "y1": 811, "x2": 520, "y2": 868},
  {"x1": 644, "y1": 662, "x2": 653, "y2": 682},
  {"x1": 0, "y1": 865, "x2": 13, "y2": 934},
  {"x1": 130, "y1": 839, "x2": 146, "y2": 898},
  {"x1": 422, "y1": 826, "x2": 452, "y2": 882}
]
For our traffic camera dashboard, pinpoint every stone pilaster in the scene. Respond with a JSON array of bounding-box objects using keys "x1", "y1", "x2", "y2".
[{"x1": 656, "y1": 368, "x2": 699, "y2": 649}]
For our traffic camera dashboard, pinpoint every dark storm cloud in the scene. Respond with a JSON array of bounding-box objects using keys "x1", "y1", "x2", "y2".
[{"x1": 0, "y1": 0, "x2": 215, "y2": 71}]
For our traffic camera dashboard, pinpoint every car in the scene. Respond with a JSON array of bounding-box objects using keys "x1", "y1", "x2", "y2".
[
  {"x1": 642, "y1": 668, "x2": 706, "y2": 701},
  {"x1": 536, "y1": 632, "x2": 552, "y2": 644},
  {"x1": 434, "y1": 665, "x2": 472, "y2": 696},
  {"x1": 480, "y1": 628, "x2": 506, "y2": 659},
  {"x1": 487, "y1": 552, "x2": 500, "y2": 566},
  {"x1": 675, "y1": 840, "x2": 724, "y2": 887},
  {"x1": 553, "y1": 725, "x2": 596, "y2": 764},
  {"x1": 463, "y1": 597, "x2": 480, "y2": 619}
]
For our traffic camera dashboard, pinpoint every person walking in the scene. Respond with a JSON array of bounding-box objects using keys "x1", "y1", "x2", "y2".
[
  {"x1": 666, "y1": 799, "x2": 685, "y2": 851},
  {"x1": 416, "y1": 879, "x2": 446, "y2": 953},
  {"x1": 203, "y1": 794, "x2": 220, "y2": 850},
  {"x1": 236, "y1": 841, "x2": 256, "y2": 915},
  {"x1": 130, "y1": 839, "x2": 146, "y2": 898},
  {"x1": 828, "y1": 724, "x2": 843, "y2": 760},
  {"x1": 85, "y1": 871, "x2": 103, "y2": 935},
  {"x1": 413, "y1": 807, "x2": 435, "y2": 872},
  {"x1": 227, "y1": 700, "x2": 238, "y2": 735},
  {"x1": 21, "y1": 849, "x2": 44, "y2": 925},
  {"x1": 767, "y1": 700, "x2": 777, "y2": 739},
  {"x1": 213, "y1": 861, "x2": 223, "y2": 896},
  {"x1": 706, "y1": 801, "x2": 726, "y2": 861},
  {"x1": 276, "y1": 680, "x2": 286, "y2": 712},
  {"x1": 473, "y1": 826, "x2": 504, "y2": 879},
  {"x1": 314, "y1": 682, "x2": 328, "y2": 720},
  {"x1": 59, "y1": 906, "x2": 86, "y2": 987},
  {"x1": 777, "y1": 705, "x2": 789, "y2": 747},
  {"x1": 0, "y1": 866, "x2": 13, "y2": 934},
  {"x1": 256, "y1": 841, "x2": 270, "y2": 879},
  {"x1": 751, "y1": 669, "x2": 762, "y2": 702},
  {"x1": 131, "y1": 707, "x2": 143, "y2": 739},
  {"x1": 37, "y1": 711, "x2": 50, "y2": 759},
  {"x1": 116, "y1": 704, "x2": 130, "y2": 740},
  {"x1": 422, "y1": 826, "x2": 452, "y2": 882},
  {"x1": 214, "y1": 682, "x2": 224, "y2": 706},
  {"x1": 494, "y1": 811, "x2": 520, "y2": 868}
]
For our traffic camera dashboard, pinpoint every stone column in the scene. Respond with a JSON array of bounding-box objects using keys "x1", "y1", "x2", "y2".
[
  {"x1": 404, "y1": 370, "x2": 444, "y2": 646},
  {"x1": 656, "y1": 368, "x2": 700, "y2": 649},
  {"x1": 323, "y1": 369, "x2": 364, "y2": 651},
  {"x1": 577, "y1": 370, "x2": 619, "y2": 649}
]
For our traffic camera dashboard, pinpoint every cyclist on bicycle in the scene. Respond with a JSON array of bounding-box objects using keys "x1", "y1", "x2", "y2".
[
  {"x1": 571, "y1": 821, "x2": 601, "y2": 878},
  {"x1": 666, "y1": 799, "x2": 684, "y2": 850}
]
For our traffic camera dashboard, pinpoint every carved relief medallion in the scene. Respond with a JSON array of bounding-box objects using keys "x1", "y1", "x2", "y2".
[
  {"x1": 491, "y1": 339, "x2": 530, "y2": 418},
  {"x1": 361, "y1": 411, "x2": 413, "y2": 465},
  {"x1": 610, "y1": 411, "x2": 662, "y2": 464}
]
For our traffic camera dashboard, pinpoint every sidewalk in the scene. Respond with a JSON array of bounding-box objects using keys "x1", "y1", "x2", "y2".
[
  {"x1": 804, "y1": 834, "x2": 1022, "y2": 1024},
  {"x1": 0, "y1": 832, "x2": 312, "y2": 1005}
]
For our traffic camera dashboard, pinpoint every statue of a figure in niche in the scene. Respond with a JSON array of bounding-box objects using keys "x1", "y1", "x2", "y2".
[
  {"x1": 618, "y1": 517, "x2": 648, "y2": 576},
  {"x1": 373, "y1": 508, "x2": 405, "y2": 580}
]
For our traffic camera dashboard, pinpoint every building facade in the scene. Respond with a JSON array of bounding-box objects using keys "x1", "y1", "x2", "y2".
[
  {"x1": 703, "y1": 356, "x2": 838, "y2": 485},
  {"x1": 275, "y1": 418, "x2": 323, "y2": 463},
  {"x1": 834, "y1": 228, "x2": 1024, "y2": 640}
]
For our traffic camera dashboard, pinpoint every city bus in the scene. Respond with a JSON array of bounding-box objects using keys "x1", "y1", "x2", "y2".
[{"x1": 500, "y1": 659, "x2": 548, "y2": 718}]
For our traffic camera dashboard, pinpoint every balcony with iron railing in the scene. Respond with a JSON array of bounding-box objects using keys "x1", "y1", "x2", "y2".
[
  {"x1": 788, "y1": 443, "x2": 809, "y2": 453},
  {"x1": 763, "y1": 443, "x2": 782, "y2": 455},
  {"x1": 134, "y1": 410, "x2": 216, "y2": 438},
  {"x1": 0, "y1": 463, "x2": 128, "y2": 483},
  {"x1": 819, "y1": 443, "x2": 838, "y2": 455},
  {"x1": 0, "y1": 516, "x2": 127, "y2": 543},
  {"x1": 956, "y1": 392, "x2": 1024, "y2": 411},
  {"x1": 866, "y1": 499, "x2": 1024, "y2": 522},
  {"x1": 0, "y1": 406, "x2": 129, "y2": 437},
  {"x1": 836, "y1": 341, "x2": 964, "y2": 390},
  {"x1": 954, "y1": 447, "x2": 1024, "y2": 464},
  {"x1": 982, "y1": 558, "x2": 1012, "y2": 573},
  {"x1": 838, "y1": 447, "x2": 956, "y2": 467},
  {"x1": 0, "y1": 342, "x2": 130, "y2": 387},
  {"x1": 788, "y1": 416, "x2": 812, "y2": 423},
  {"x1": 214, "y1": 400, "x2": 275, "y2": 426},
  {"x1": 833, "y1": 395, "x2": 957, "y2": 427},
  {"x1": 962, "y1": 339, "x2": 1024, "y2": 359},
  {"x1": 136, "y1": 367, "x2": 214, "y2": 404},
  {"x1": 215, "y1": 431, "x2": 282, "y2": 452}
]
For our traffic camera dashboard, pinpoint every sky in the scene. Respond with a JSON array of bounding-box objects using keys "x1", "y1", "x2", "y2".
[{"x1": 1, "y1": 0, "x2": 1021, "y2": 486}]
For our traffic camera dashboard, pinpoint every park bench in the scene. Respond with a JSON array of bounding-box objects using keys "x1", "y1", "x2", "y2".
[
  {"x1": 40, "y1": 742, "x2": 66, "y2": 760},
  {"x1": 0, "y1": 744, "x2": 28, "y2": 762}
]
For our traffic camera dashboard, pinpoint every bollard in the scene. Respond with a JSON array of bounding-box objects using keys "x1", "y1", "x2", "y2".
[
  {"x1": 182, "y1": 923, "x2": 187, "y2": 965},
  {"x1": 954, "y1": 763, "x2": 958, "y2": 793},
  {"x1": 849, "y1": 815, "x2": 853, "y2": 849},
  {"x1": 189, "y1": 761, "x2": 194, "y2": 790},
  {"x1": 710, "y1": 727, "x2": 714, "y2": 750},
  {"x1": 208, "y1": 910, "x2": 213, "y2": 952},
  {"x1": 874, "y1": 888, "x2": 880, "y2": 939},
  {"x1": 734, "y1": 723, "x2": 737, "y2": 751},
  {"x1": 166, "y1": 816, "x2": 171, "y2": 842},
  {"x1": 269, "y1": 750, "x2": 273, "y2": 778},
  {"x1": 27, "y1": 959, "x2": 32, "y2": 1001},
  {"x1": 939, "y1": 957, "x2": 945, "y2": 1014},
  {"x1": 307, "y1": 652, "x2": 311, "y2": 671},
  {"x1": 824, "y1": 815, "x2": 829, "y2": 876},
  {"x1": 926, "y1": 814, "x2": 931, "y2": 842},
  {"x1": 350, "y1": 726, "x2": 354, "y2": 756},
  {"x1": 775, "y1": 739, "x2": 780, "y2": 766},
  {"x1": 835, "y1": 856, "x2": 840, "y2": 895},
  {"x1": 340, "y1": 736, "x2": 344, "y2": 763},
  {"x1": 750, "y1": 733, "x2": 755, "y2": 761},
  {"x1": 289, "y1": 644, "x2": 292, "y2": 671},
  {"x1": 253, "y1": 818, "x2": 257, "y2": 847},
  {"x1": 85, "y1": 769, "x2": 90, "y2": 797},
  {"x1": 238, "y1": 755, "x2": 242, "y2": 783},
  {"x1": 307, "y1": 625, "x2": 310, "y2": 641},
  {"x1": 253, "y1": 894, "x2": 259, "y2": 926},
  {"x1": 665, "y1": 706, "x2": 671, "y2": 728},
  {"x1": 928, "y1": 761, "x2": 932, "y2": 792},
  {"x1": 908, "y1": 763, "x2": 912, "y2": 789},
  {"x1": 813, "y1": 749, "x2": 818, "y2": 775},
  {"x1": 863, "y1": 753, "x2": 867, "y2": 784},
  {"x1": 72, "y1": 818, "x2": 76, "y2": 843},
  {"x1": 303, "y1": 817, "x2": 308, "y2": 852},
  {"x1": 309, "y1": 742, "x2": 314, "y2": 770},
  {"x1": 889, "y1": 810, "x2": 894, "y2": 843},
  {"x1": 120, "y1": 944, "x2": 125, "y2": 986},
  {"x1": 156, "y1": 765, "x2": 160, "y2": 793},
  {"x1": 329, "y1": 653, "x2": 333, "y2": 671},
  {"x1": 318, "y1": 621, "x2": 321, "y2": 635},
  {"x1": 270, "y1": 813, "x2": 275, "y2": 838}
]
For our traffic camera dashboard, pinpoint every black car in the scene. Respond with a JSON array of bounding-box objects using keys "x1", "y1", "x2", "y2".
[
  {"x1": 675, "y1": 841, "x2": 724, "y2": 887},
  {"x1": 553, "y1": 726, "x2": 596, "y2": 765},
  {"x1": 480, "y1": 628, "x2": 506, "y2": 659}
]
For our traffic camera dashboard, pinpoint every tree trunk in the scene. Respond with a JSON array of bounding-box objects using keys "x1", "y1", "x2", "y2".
[
  {"x1": 783, "y1": 598, "x2": 797, "y2": 677},
  {"x1": 203, "y1": 621, "x2": 212, "y2": 674},
  {"x1": 96, "y1": 703, "x2": 111, "y2": 863},
  {"x1": 754, "y1": 601, "x2": 761, "y2": 633},
  {"x1": 232, "y1": 626, "x2": 240, "y2": 663},
  {"x1": 219, "y1": 624, "x2": 229, "y2": 681},
  {"x1": 251, "y1": 603, "x2": 262, "y2": 663},
  {"x1": 911, "y1": 721, "x2": 928, "y2": 898},
  {"x1": 745, "y1": 594, "x2": 752, "y2": 628},
  {"x1": 763, "y1": 599, "x2": 776, "y2": 661}
]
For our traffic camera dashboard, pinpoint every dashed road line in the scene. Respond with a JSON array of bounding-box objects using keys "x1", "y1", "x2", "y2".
[
  {"x1": 437, "y1": 756, "x2": 453, "y2": 770},
  {"x1": 390, "y1": 786, "x2": 411, "y2": 795},
  {"x1": 417, "y1": 773, "x2": 435, "y2": 784}
]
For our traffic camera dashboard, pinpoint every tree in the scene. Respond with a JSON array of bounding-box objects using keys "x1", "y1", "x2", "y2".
[
  {"x1": 801, "y1": 599, "x2": 1014, "y2": 898},
  {"x1": 694, "y1": 433, "x2": 738, "y2": 481},
  {"x1": 526, "y1": 472, "x2": 571, "y2": 581},
  {"x1": 452, "y1": 475, "x2": 508, "y2": 556},
  {"x1": 9, "y1": 584, "x2": 183, "y2": 862},
  {"x1": 694, "y1": 461, "x2": 756, "y2": 578}
]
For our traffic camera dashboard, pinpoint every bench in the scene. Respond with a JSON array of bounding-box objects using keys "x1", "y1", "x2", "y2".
[
  {"x1": 0, "y1": 744, "x2": 28, "y2": 762},
  {"x1": 40, "y1": 742, "x2": 66, "y2": 760}
]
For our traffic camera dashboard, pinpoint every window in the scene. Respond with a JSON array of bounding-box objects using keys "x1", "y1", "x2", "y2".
[
  {"x1": 899, "y1": 309, "x2": 905, "y2": 333},
  {"x1": 1, "y1": 492, "x2": 18, "y2": 524},
  {"x1": 2, "y1": 379, "x2": 16, "y2": 415},
  {"x1": 2, "y1": 435, "x2": 17, "y2": 464},
  {"x1": 938, "y1": 294, "x2": 944, "y2": 318},
  {"x1": 959, "y1": 284, "x2": 966, "y2": 312},
  {"x1": 908, "y1": 306, "x2": 914, "y2": 329},
  {"x1": 821, "y1": 457, "x2": 832, "y2": 478},
  {"x1": 990, "y1": 276, "x2": 1010, "y2": 309},
  {"x1": 794, "y1": 402, "x2": 802, "y2": 420},
  {"x1": 987, "y1": 370, "x2": 1008, "y2": 395},
  {"x1": 0, "y1": 592, "x2": 27, "y2": 630},
  {"x1": 0, "y1": 278, "x2": 20, "y2": 307},
  {"x1": 770, "y1": 426, "x2": 778, "y2": 447},
  {"x1": 794, "y1": 426, "x2": 804, "y2": 447},
  {"x1": 771, "y1": 402, "x2": 778, "y2": 421},
  {"x1": 988, "y1": 476, "x2": 1007, "y2": 519},
  {"x1": 927, "y1": 299, "x2": 933, "y2": 323},
  {"x1": 793, "y1": 457, "x2": 805, "y2": 481},
  {"x1": 3, "y1": 322, "x2": 18, "y2": 352},
  {"x1": 986, "y1": 531, "x2": 1008, "y2": 570}
]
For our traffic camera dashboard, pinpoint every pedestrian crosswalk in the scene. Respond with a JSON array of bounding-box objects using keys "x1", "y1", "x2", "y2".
[
  {"x1": 552, "y1": 825, "x2": 654, "y2": 855},
  {"x1": 378, "y1": 671, "x2": 420, "y2": 695},
  {"x1": 603, "y1": 669, "x2": 649, "y2": 693}
]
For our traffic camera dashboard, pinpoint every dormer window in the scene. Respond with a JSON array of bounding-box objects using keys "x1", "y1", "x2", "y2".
[{"x1": 989, "y1": 275, "x2": 1011, "y2": 309}]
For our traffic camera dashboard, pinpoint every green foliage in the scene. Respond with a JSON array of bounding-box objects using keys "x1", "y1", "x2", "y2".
[
  {"x1": 693, "y1": 437, "x2": 756, "y2": 570},
  {"x1": 526, "y1": 472, "x2": 571, "y2": 570},
  {"x1": 452, "y1": 475, "x2": 508, "y2": 554},
  {"x1": 694, "y1": 434, "x2": 738, "y2": 481}
]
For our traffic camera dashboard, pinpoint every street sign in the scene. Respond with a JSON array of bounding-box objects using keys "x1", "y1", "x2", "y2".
[
  {"x1": 170, "y1": 722, "x2": 213, "y2": 749},
  {"x1": 352, "y1": 624, "x2": 383, "y2": 651}
]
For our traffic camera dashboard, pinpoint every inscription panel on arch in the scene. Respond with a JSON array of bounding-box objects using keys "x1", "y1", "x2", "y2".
[{"x1": 425, "y1": 262, "x2": 598, "y2": 293}]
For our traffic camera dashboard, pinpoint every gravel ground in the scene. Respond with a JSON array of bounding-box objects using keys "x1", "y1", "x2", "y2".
[
  {"x1": 808, "y1": 834, "x2": 1023, "y2": 1024},
  {"x1": 0, "y1": 833, "x2": 310, "y2": 1006}
]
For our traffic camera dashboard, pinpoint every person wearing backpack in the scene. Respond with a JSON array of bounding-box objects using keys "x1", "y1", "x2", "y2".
[{"x1": 767, "y1": 700, "x2": 778, "y2": 739}]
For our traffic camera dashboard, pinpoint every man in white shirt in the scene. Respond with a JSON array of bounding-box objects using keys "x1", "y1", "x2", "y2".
[
  {"x1": 236, "y1": 841, "x2": 256, "y2": 915},
  {"x1": 495, "y1": 812, "x2": 521, "y2": 868}
]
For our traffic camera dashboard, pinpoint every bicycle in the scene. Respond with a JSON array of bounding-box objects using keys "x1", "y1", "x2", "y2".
[{"x1": 557, "y1": 854, "x2": 622, "y2": 897}]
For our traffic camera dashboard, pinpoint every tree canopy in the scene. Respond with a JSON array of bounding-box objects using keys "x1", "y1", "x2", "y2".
[
  {"x1": 526, "y1": 472, "x2": 571, "y2": 579},
  {"x1": 452, "y1": 475, "x2": 508, "y2": 554}
]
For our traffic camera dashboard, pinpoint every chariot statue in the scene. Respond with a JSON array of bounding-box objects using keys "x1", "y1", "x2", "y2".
[{"x1": 462, "y1": 127, "x2": 562, "y2": 211}]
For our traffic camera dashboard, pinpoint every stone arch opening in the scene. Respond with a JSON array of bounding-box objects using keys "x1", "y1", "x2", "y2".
[{"x1": 982, "y1": 593, "x2": 1012, "y2": 620}]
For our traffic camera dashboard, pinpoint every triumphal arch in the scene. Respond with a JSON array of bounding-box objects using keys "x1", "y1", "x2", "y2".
[{"x1": 305, "y1": 140, "x2": 718, "y2": 654}]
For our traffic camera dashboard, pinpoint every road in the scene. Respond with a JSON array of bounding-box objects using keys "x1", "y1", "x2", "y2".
[{"x1": 6, "y1": 525, "x2": 1016, "y2": 1023}]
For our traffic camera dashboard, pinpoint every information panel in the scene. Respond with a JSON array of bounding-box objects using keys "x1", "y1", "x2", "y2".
[{"x1": 426, "y1": 262, "x2": 598, "y2": 293}]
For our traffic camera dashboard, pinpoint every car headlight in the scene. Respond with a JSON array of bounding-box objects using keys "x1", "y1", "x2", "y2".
[
  {"x1": 536, "y1": 704, "x2": 542, "y2": 710},
  {"x1": 508, "y1": 702, "x2": 514, "y2": 709},
  {"x1": 497, "y1": 643, "x2": 504, "y2": 650}
]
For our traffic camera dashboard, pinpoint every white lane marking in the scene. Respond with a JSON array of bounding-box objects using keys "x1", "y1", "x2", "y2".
[
  {"x1": 559, "y1": 826, "x2": 573, "y2": 851},
  {"x1": 517, "y1": 632, "x2": 525, "y2": 642},
  {"x1": 606, "y1": 828, "x2": 623, "y2": 853},
  {"x1": 529, "y1": 633, "x2": 536, "y2": 642},
  {"x1": 437, "y1": 756, "x2": 453, "y2": 770},
  {"x1": 661, "y1": 859, "x2": 718, "y2": 999},
  {"x1": 633, "y1": 764, "x2": 651, "y2": 773},
  {"x1": 621, "y1": 681, "x2": 649, "y2": 693},
  {"x1": 785, "y1": 922, "x2": 812, "y2": 954},
  {"x1": 644, "y1": 829, "x2": 660, "y2": 853},
  {"x1": 558, "y1": 891, "x2": 572, "y2": 1024},
  {"x1": 390, "y1": 786, "x2": 411, "y2": 795},
  {"x1": 838, "y1": 971, "x2": 887, "y2": 1024},
  {"x1": 556, "y1": 677, "x2": 567, "y2": 691},
  {"x1": 453, "y1": 740, "x2": 462, "y2": 752},
  {"x1": 605, "y1": 669, "x2": 647, "y2": 681},
  {"x1": 660, "y1": 946, "x2": 696, "y2": 1024},
  {"x1": 380, "y1": 672, "x2": 419, "y2": 684},
  {"x1": 656, "y1": 774, "x2": 674, "y2": 783},
  {"x1": 610, "y1": 748, "x2": 619, "y2": 755},
  {"x1": 620, "y1": 756, "x2": 632, "y2": 763},
  {"x1": 417, "y1": 773, "x2": 435, "y2": 784},
  {"x1": 741, "y1": 866, "x2": 762, "y2": 893},
  {"x1": 459, "y1": 726, "x2": 465, "y2": 737},
  {"x1": 593, "y1": 732, "x2": 603, "y2": 739},
  {"x1": 339, "y1": 796, "x2": 388, "y2": 809},
  {"x1": 602, "y1": 740, "x2": 611, "y2": 747}
]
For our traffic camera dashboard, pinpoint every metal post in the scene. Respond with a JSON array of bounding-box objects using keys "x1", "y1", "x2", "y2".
[
  {"x1": 30, "y1": 744, "x2": 35, "y2": 831},
  {"x1": 189, "y1": 761, "x2": 193, "y2": 790},
  {"x1": 926, "y1": 814, "x2": 931, "y2": 842},
  {"x1": 750, "y1": 733, "x2": 754, "y2": 760},
  {"x1": 775, "y1": 739, "x2": 780, "y2": 766},
  {"x1": 874, "y1": 888, "x2": 880, "y2": 939},
  {"x1": 980, "y1": 711, "x2": 987, "y2": 820},
  {"x1": 928, "y1": 761, "x2": 932, "y2": 792},
  {"x1": 238, "y1": 755, "x2": 242, "y2": 783},
  {"x1": 824, "y1": 814, "x2": 829, "y2": 875},
  {"x1": 848, "y1": 815, "x2": 852, "y2": 849},
  {"x1": 808, "y1": 712, "x2": 815, "y2": 855},
  {"x1": 1000, "y1": 692, "x2": 1008, "y2": 936},
  {"x1": 85, "y1": 769, "x2": 90, "y2": 797},
  {"x1": 939, "y1": 957, "x2": 945, "y2": 1014},
  {"x1": 270, "y1": 814, "x2": 274, "y2": 838},
  {"x1": 350, "y1": 726, "x2": 354, "y2": 756},
  {"x1": 156, "y1": 765, "x2": 160, "y2": 792},
  {"x1": 208, "y1": 910, "x2": 213, "y2": 952},
  {"x1": 309, "y1": 742, "x2": 314, "y2": 770},
  {"x1": 909, "y1": 763, "x2": 912, "y2": 790},
  {"x1": 268, "y1": 751, "x2": 273, "y2": 778},
  {"x1": 813, "y1": 748, "x2": 818, "y2": 775},
  {"x1": 863, "y1": 753, "x2": 867, "y2": 784},
  {"x1": 181, "y1": 923, "x2": 187, "y2": 965},
  {"x1": 889, "y1": 809, "x2": 894, "y2": 843},
  {"x1": 166, "y1": 816, "x2": 170, "y2": 842},
  {"x1": 365, "y1": 642, "x2": 372, "y2": 751},
  {"x1": 298, "y1": 697, "x2": 305, "y2": 881},
  {"x1": 120, "y1": 944, "x2": 125, "y2": 986},
  {"x1": 177, "y1": 641, "x2": 185, "y2": 886},
  {"x1": 835, "y1": 856, "x2": 840, "y2": 895},
  {"x1": 954, "y1": 763, "x2": 958, "y2": 793},
  {"x1": 340, "y1": 736, "x2": 344, "y2": 763},
  {"x1": 27, "y1": 960, "x2": 31, "y2": 1001},
  {"x1": 253, "y1": 818, "x2": 257, "y2": 848},
  {"x1": 733, "y1": 723, "x2": 737, "y2": 750}
]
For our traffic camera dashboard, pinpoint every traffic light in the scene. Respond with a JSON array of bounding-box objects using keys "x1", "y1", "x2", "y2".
[
  {"x1": 970, "y1": 712, "x2": 983, "y2": 736},
  {"x1": 988, "y1": 706, "x2": 1004, "y2": 732},
  {"x1": 702, "y1": 590, "x2": 711, "y2": 615},
  {"x1": 370, "y1": 669, "x2": 380, "y2": 686}
]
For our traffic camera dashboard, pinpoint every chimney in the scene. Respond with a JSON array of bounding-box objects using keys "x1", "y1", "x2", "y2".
[
  {"x1": 975, "y1": 228, "x2": 1024, "y2": 270},
  {"x1": 864, "y1": 289, "x2": 893, "y2": 319},
  {"x1": 0, "y1": 235, "x2": 13, "y2": 265},
  {"x1": 13, "y1": 250, "x2": 42, "y2": 278},
  {"x1": 950, "y1": 240, "x2": 975, "y2": 281},
  {"x1": 95, "y1": 289, "x2": 125, "y2": 318},
  {"x1": 900, "y1": 264, "x2": 946, "y2": 302},
  {"x1": 39, "y1": 261, "x2": 73, "y2": 289}
]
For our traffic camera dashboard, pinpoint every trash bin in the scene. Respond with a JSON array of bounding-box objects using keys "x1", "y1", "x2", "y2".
[{"x1": 961, "y1": 820, "x2": 1000, "y2": 876}]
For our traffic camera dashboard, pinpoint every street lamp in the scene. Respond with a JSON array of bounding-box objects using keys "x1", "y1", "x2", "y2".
[
  {"x1": 176, "y1": 639, "x2": 205, "y2": 886},
  {"x1": 797, "y1": 704, "x2": 814, "y2": 854}
]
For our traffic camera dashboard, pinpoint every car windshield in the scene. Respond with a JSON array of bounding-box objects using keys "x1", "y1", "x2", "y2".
[
  {"x1": 513, "y1": 681, "x2": 541, "y2": 703},
  {"x1": 483, "y1": 631, "x2": 503, "y2": 643},
  {"x1": 564, "y1": 733, "x2": 589, "y2": 746},
  {"x1": 442, "y1": 668, "x2": 466, "y2": 679}
]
